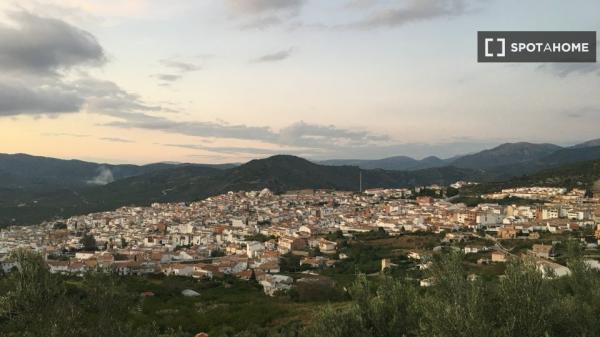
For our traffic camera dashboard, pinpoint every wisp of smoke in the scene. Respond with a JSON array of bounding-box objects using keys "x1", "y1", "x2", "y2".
[{"x1": 87, "y1": 166, "x2": 115, "y2": 185}]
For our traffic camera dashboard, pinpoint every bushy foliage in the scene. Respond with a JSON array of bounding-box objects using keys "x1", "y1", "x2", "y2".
[
  {"x1": 307, "y1": 250, "x2": 600, "y2": 337},
  {"x1": 5, "y1": 248, "x2": 600, "y2": 337},
  {"x1": 0, "y1": 250, "x2": 183, "y2": 337}
]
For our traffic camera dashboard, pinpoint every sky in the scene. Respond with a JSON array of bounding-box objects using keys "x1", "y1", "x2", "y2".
[{"x1": 0, "y1": 0, "x2": 599, "y2": 164}]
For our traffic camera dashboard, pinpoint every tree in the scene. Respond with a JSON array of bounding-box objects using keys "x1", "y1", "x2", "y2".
[
  {"x1": 306, "y1": 274, "x2": 417, "y2": 337},
  {"x1": 494, "y1": 258, "x2": 554, "y2": 337},
  {"x1": 80, "y1": 234, "x2": 97, "y2": 251},
  {"x1": 0, "y1": 251, "x2": 187, "y2": 337},
  {"x1": 52, "y1": 222, "x2": 67, "y2": 230},
  {"x1": 210, "y1": 249, "x2": 225, "y2": 257},
  {"x1": 418, "y1": 251, "x2": 491, "y2": 337},
  {"x1": 446, "y1": 187, "x2": 459, "y2": 198}
]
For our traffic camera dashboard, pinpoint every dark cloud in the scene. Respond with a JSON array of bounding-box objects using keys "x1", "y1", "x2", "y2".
[
  {"x1": 0, "y1": 11, "x2": 105, "y2": 75},
  {"x1": 0, "y1": 11, "x2": 156, "y2": 118},
  {"x1": 347, "y1": 0, "x2": 469, "y2": 29},
  {"x1": 252, "y1": 48, "x2": 294, "y2": 63},
  {"x1": 0, "y1": 81, "x2": 84, "y2": 116},
  {"x1": 0, "y1": 74, "x2": 164, "y2": 117}
]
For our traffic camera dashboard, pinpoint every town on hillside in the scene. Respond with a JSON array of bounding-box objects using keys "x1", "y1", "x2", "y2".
[{"x1": 2, "y1": 184, "x2": 600, "y2": 295}]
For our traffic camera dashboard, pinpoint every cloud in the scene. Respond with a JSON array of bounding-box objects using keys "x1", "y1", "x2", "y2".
[
  {"x1": 42, "y1": 132, "x2": 90, "y2": 138},
  {"x1": 0, "y1": 73, "x2": 164, "y2": 118},
  {"x1": 0, "y1": 81, "x2": 84, "y2": 116},
  {"x1": 105, "y1": 115, "x2": 279, "y2": 142},
  {"x1": 344, "y1": 0, "x2": 379, "y2": 9},
  {"x1": 107, "y1": 113, "x2": 390, "y2": 153},
  {"x1": 100, "y1": 137, "x2": 134, "y2": 143},
  {"x1": 346, "y1": 0, "x2": 470, "y2": 29},
  {"x1": 86, "y1": 166, "x2": 114, "y2": 185},
  {"x1": 159, "y1": 58, "x2": 201, "y2": 73},
  {"x1": 226, "y1": 0, "x2": 305, "y2": 30},
  {"x1": 154, "y1": 58, "x2": 201, "y2": 85},
  {"x1": 239, "y1": 15, "x2": 282, "y2": 29},
  {"x1": 106, "y1": 108, "x2": 504, "y2": 160},
  {"x1": 539, "y1": 63, "x2": 600, "y2": 78},
  {"x1": 0, "y1": 10, "x2": 105, "y2": 75},
  {"x1": 154, "y1": 73, "x2": 182, "y2": 82},
  {"x1": 252, "y1": 48, "x2": 294, "y2": 63},
  {"x1": 562, "y1": 107, "x2": 600, "y2": 120},
  {"x1": 0, "y1": 10, "x2": 162, "y2": 118},
  {"x1": 278, "y1": 121, "x2": 389, "y2": 148},
  {"x1": 163, "y1": 143, "x2": 301, "y2": 156},
  {"x1": 75, "y1": 77, "x2": 163, "y2": 115},
  {"x1": 225, "y1": 0, "x2": 305, "y2": 15}
]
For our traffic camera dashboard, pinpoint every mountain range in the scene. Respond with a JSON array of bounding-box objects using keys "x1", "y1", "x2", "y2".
[
  {"x1": 320, "y1": 139, "x2": 600, "y2": 171},
  {"x1": 1, "y1": 138, "x2": 599, "y2": 226}
]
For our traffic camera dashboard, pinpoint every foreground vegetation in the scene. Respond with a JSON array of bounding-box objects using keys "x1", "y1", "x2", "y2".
[
  {"x1": 2, "y1": 243, "x2": 600, "y2": 336},
  {"x1": 307, "y1": 250, "x2": 600, "y2": 337},
  {"x1": 0, "y1": 250, "x2": 316, "y2": 337}
]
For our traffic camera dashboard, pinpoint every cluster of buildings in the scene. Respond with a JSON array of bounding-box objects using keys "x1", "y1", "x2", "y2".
[
  {"x1": 1, "y1": 185, "x2": 600, "y2": 293},
  {"x1": 482, "y1": 187, "x2": 577, "y2": 201}
]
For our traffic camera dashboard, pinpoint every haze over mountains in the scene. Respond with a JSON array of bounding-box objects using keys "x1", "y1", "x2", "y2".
[
  {"x1": 320, "y1": 140, "x2": 600, "y2": 171},
  {"x1": 1, "y1": 138, "x2": 599, "y2": 226}
]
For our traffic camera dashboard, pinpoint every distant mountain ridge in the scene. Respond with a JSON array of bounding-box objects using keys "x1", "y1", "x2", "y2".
[
  {"x1": 0, "y1": 153, "x2": 236, "y2": 190},
  {"x1": 571, "y1": 138, "x2": 600, "y2": 149},
  {"x1": 319, "y1": 155, "x2": 447, "y2": 171},
  {"x1": 447, "y1": 142, "x2": 563, "y2": 169},
  {"x1": 321, "y1": 140, "x2": 600, "y2": 172},
  {"x1": 2, "y1": 137, "x2": 600, "y2": 226}
]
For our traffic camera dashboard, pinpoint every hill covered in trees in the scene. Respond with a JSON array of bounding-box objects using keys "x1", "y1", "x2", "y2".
[{"x1": 0, "y1": 155, "x2": 481, "y2": 226}]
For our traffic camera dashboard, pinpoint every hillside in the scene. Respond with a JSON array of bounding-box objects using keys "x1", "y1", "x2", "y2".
[
  {"x1": 4, "y1": 144, "x2": 600, "y2": 226},
  {"x1": 0, "y1": 153, "x2": 235, "y2": 190},
  {"x1": 572, "y1": 138, "x2": 600, "y2": 148},
  {"x1": 461, "y1": 158, "x2": 600, "y2": 196},
  {"x1": 539, "y1": 146, "x2": 600, "y2": 166},
  {"x1": 0, "y1": 155, "x2": 481, "y2": 226},
  {"x1": 448, "y1": 142, "x2": 563, "y2": 169},
  {"x1": 508, "y1": 158, "x2": 600, "y2": 189}
]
